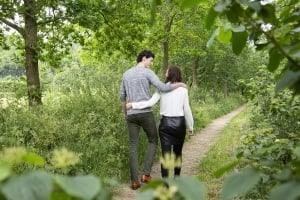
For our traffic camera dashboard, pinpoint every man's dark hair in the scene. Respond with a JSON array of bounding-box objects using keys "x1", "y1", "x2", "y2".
[
  {"x1": 165, "y1": 65, "x2": 182, "y2": 83},
  {"x1": 136, "y1": 50, "x2": 155, "y2": 63}
]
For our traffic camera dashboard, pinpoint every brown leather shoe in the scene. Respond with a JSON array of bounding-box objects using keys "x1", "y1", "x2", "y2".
[
  {"x1": 141, "y1": 175, "x2": 152, "y2": 183},
  {"x1": 131, "y1": 181, "x2": 141, "y2": 190}
]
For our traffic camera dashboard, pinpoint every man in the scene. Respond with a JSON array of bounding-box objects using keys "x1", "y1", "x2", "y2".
[{"x1": 120, "y1": 50, "x2": 185, "y2": 190}]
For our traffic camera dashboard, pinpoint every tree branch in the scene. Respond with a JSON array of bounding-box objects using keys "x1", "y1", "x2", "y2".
[{"x1": 0, "y1": 18, "x2": 25, "y2": 37}]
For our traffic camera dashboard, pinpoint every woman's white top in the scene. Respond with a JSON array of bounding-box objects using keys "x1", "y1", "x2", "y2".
[{"x1": 131, "y1": 87, "x2": 194, "y2": 131}]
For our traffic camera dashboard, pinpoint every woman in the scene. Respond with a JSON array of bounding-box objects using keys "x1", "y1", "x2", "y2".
[{"x1": 126, "y1": 65, "x2": 194, "y2": 178}]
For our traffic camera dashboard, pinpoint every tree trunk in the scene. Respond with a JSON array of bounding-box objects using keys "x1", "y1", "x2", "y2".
[
  {"x1": 163, "y1": 41, "x2": 169, "y2": 71},
  {"x1": 162, "y1": 13, "x2": 175, "y2": 72},
  {"x1": 24, "y1": 0, "x2": 42, "y2": 106},
  {"x1": 191, "y1": 56, "x2": 199, "y2": 87},
  {"x1": 223, "y1": 80, "x2": 228, "y2": 98}
]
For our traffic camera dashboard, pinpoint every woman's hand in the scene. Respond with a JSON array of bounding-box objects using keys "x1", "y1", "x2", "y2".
[{"x1": 188, "y1": 130, "x2": 194, "y2": 138}]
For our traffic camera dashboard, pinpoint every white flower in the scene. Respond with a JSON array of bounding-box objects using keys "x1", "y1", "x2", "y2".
[
  {"x1": 248, "y1": 40, "x2": 257, "y2": 50},
  {"x1": 260, "y1": 23, "x2": 272, "y2": 32},
  {"x1": 260, "y1": 0, "x2": 274, "y2": 5}
]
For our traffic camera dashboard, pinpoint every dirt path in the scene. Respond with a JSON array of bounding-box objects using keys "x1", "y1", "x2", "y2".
[{"x1": 113, "y1": 104, "x2": 247, "y2": 200}]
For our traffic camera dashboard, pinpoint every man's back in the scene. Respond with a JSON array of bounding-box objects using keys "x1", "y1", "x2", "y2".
[{"x1": 120, "y1": 66, "x2": 172, "y2": 115}]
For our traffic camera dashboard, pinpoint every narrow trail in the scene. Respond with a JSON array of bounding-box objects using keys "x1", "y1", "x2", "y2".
[{"x1": 113, "y1": 104, "x2": 247, "y2": 200}]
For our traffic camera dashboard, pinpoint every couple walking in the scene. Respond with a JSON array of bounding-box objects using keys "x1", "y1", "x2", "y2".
[{"x1": 119, "y1": 50, "x2": 194, "y2": 190}]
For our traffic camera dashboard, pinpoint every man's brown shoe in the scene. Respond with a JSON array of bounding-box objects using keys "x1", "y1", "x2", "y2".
[
  {"x1": 131, "y1": 181, "x2": 141, "y2": 190},
  {"x1": 141, "y1": 175, "x2": 152, "y2": 183}
]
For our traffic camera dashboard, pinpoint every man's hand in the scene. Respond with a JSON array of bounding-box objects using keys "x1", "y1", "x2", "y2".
[{"x1": 171, "y1": 82, "x2": 187, "y2": 89}]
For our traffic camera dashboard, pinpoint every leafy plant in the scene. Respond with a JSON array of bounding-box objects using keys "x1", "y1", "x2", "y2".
[{"x1": 0, "y1": 147, "x2": 113, "y2": 200}]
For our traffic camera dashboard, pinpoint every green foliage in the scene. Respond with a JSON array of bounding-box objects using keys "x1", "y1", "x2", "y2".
[
  {"x1": 205, "y1": 0, "x2": 300, "y2": 94},
  {"x1": 0, "y1": 147, "x2": 112, "y2": 200},
  {"x1": 0, "y1": 66, "x2": 129, "y2": 180},
  {"x1": 190, "y1": 87, "x2": 246, "y2": 129},
  {"x1": 221, "y1": 168, "x2": 262, "y2": 200},
  {"x1": 137, "y1": 176, "x2": 206, "y2": 200},
  {"x1": 226, "y1": 66, "x2": 300, "y2": 199}
]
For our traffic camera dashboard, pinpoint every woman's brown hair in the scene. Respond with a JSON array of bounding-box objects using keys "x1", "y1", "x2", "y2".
[{"x1": 165, "y1": 65, "x2": 182, "y2": 83}]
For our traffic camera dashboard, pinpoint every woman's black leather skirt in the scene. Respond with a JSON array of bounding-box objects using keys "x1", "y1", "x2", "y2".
[{"x1": 159, "y1": 116, "x2": 186, "y2": 145}]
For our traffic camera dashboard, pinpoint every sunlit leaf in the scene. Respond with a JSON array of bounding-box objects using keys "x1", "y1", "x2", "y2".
[
  {"x1": 221, "y1": 168, "x2": 262, "y2": 200},
  {"x1": 217, "y1": 26, "x2": 232, "y2": 44},
  {"x1": 178, "y1": 0, "x2": 205, "y2": 9},
  {"x1": 270, "y1": 181, "x2": 300, "y2": 200},
  {"x1": 22, "y1": 152, "x2": 45, "y2": 166},
  {"x1": 0, "y1": 161, "x2": 11, "y2": 181}
]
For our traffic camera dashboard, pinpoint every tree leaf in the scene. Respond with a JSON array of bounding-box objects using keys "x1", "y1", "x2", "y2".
[
  {"x1": 213, "y1": 160, "x2": 240, "y2": 178},
  {"x1": 214, "y1": 1, "x2": 231, "y2": 13},
  {"x1": 275, "y1": 70, "x2": 300, "y2": 93},
  {"x1": 205, "y1": 6, "x2": 218, "y2": 29},
  {"x1": 136, "y1": 190, "x2": 155, "y2": 200},
  {"x1": 239, "y1": 0, "x2": 261, "y2": 12},
  {"x1": 270, "y1": 181, "x2": 300, "y2": 200},
  {"x1": 221, "y1": 167, "x2": 262, "y2": 200},
  {"x1": 54, "y1": 175, "x2": 101, "y2": 200},
  {"x1": 0, "y1": 161, "x2": 11, "y2": 181},
  {"x1": 268, "y1": 48, "x2": 283, "y2": 72},
  {"x1": 284, "y1": 43, "x2": 300, "y2": 61},
  {"x1": 217, "y1": 26, "x2": 232, "y2": 44},
  {"x1": 178, "y1": 0, "x2": 205, "y2": 9},
  {"x1": 293, "y1": 146, "x2": 300, "y2": 158},
  {"x1": 231, "y1": 31, "x2": 248, "y2": 55},
  {"x1": 2, "y1": 170, "x2": 53, "y2": 200},
  {"x1": 226, "y1": 3, "x2": 243, "y2": 23},
  {"x1": 260, "y1": 4, "x2": 276, "y2": 24},
  {"x1": 22, "y1": 152, "x2": 45, "y2": 166},
  {"x1": 231, "y1": 25, "x2": 246, "y2": 32},
  {"x1": 206, "y1": 28, "x2": 219, "y2": 48},
  {"x1": 169, "y1": 176, "x2": 206, "y2": 200}
]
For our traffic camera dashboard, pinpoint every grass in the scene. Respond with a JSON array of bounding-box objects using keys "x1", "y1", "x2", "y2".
[{"x1": 197, "y1": 106, "x2": 251, "y2": 200}]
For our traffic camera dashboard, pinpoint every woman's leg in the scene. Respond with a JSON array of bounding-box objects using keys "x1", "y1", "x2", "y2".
[
  {"x1": 161, "y1": 144, "x2": 172, "y2": 178},
  {"x1": 173, "y1": 143, "x2": 184, "y2": 176}
]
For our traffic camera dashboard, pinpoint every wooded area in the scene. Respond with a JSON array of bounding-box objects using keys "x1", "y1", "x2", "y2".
[{"x1": 0, "y1": 0, "x2": 299, "y2": 199}]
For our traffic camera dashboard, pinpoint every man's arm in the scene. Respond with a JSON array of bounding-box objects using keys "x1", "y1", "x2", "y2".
[
  {"x1": 148, "y1": 70, "x2": 186, "y2": 92},
  {"x1": 171, "y1": 82, "x2": 186, "y2": 89}
]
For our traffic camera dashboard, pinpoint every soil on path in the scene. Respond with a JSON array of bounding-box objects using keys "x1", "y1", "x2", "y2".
[{"x1": 113, "y1": 104, "x2": 247, "y2": 200}]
